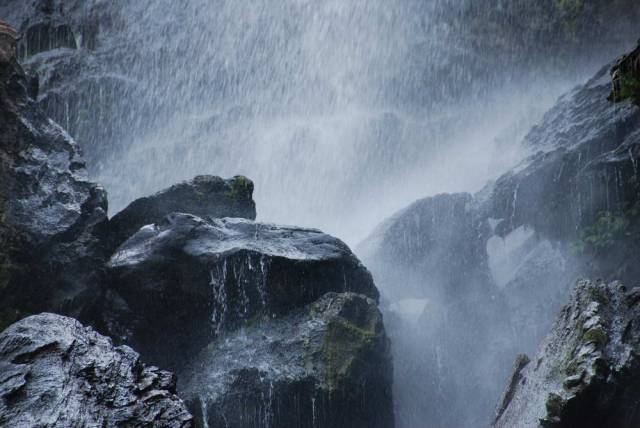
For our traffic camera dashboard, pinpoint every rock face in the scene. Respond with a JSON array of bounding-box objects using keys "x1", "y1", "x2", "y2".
[
  {"x1": 180, "y1": 292, "x2": 394, "y2": 428},
  {"x1": 0, "y1": 36, "x2": 108, "y2": 327},
  {"x1": 360, "y1": 44, "x2": 640, "y2": 428},
  {"x1": 493, "y1": 280, "x2": 640, "y2": 428},
  {"x1": 107, "y1": 213, "x2": 379, "y2": 367},
  {"x1": 0, "y1": 313, "x2": 193, "y2": 427},
  {"x1": 108, "y1": 175, "x2": 256, "y2": 247}
]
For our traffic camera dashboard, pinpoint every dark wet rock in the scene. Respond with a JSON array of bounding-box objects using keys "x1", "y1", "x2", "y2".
[
  {"x1": 109, "y1": 175, "x2": 256, "y2": 247},
  {"x1": 1, "y1": 0, "x2": 134, "y2": 166},
  {"x1": 0, "y1": 44, "x2": 108, "y2": 326},
  {"x1": 179, "y1": 292, "x2": 394, "y2": 428},
  {"x1": 0, "y1": 313, "x2": 193, "y2": 427},
  {"x1": 493, "y1": 280, "x2": 640, "y2": 428},
  {"x1": 106, "y1": 213, "x2": 378, "y2": 368},
  {"x1": 488, "y1": 65, "x2": 640, "y2": 242}
]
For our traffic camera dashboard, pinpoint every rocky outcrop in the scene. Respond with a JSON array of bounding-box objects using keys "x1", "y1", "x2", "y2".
[
  {"x1": 106, "y1": 213, "x2": 379, "y2": 368},
  {"x1": 0, "y1": 313, "x2": 193, "y2": 427},
  {"x1": 0, "y1": 35, "x2": 109, "y2": 327},
  {"x1": 361, "y1": 43, "x2": 640, "y2": 428},
  {"x1": 103, "y1": 211, "x2": 394, "y2": 427},
  {"x1": 108, "y1": 175, "x2": 256, "y2": 248},
  {"x1": 493, "y1": 280, "x2": 640, "y2": 428},
  {"x1": 180, "y1": 292, "x2": 394, "y2": 428}
]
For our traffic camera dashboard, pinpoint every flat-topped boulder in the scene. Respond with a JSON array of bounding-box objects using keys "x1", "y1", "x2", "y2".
[
  {"x1": 179, "y1": 292, "x2": 394, "y2": 428},
  {"x1": 0, "y1": 313, "x2": 193, "y2": 427},
  {"x1": 106, "y1": 213, "x2": 378, "y2": 368},
  {"x1": 494, "y1": 280, "x2": 640, "y2": 428},
  {"x1": 108, "y1": 175, "x2": 256, "y2": 247}
]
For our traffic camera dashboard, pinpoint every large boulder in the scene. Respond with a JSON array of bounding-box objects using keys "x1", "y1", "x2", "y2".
[
  {"x1": 179, "y1": 292, "x2": 394, "y2": 428},
  {"x1": 0, "y1": 313, "x2": 193, "y2": 427},
  {"x1": 493, "y1": 280, "x2": 640, "y2": 428},
  {"x1": 106, "y1": 213, "x2": 379, "y2": 368},
  {"x1": 0, "y1": 36, "x2": 109, "y2": 327},
  {"x1": 108, "y1": 174, "x2": 256, "y2": 247}
]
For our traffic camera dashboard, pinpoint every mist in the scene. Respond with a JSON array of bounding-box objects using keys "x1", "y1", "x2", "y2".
[{"x1": 2, "y1": 0, "x2": 639, "y2": 427}]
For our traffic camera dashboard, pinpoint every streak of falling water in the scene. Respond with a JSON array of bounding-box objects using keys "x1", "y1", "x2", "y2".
[{"x1": 95, "y1": 0, "x2": 574, "y2": 245}]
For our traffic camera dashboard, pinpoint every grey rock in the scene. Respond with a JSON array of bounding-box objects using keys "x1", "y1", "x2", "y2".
[
  {"x1": 179, "y1": 292, "x2": 394, "y2": 428},
  {"x1": 493, "y1": 280, "x2": 640, "y2": 428},
  {"x1": 0, "y1": 313, "x2": 193, "y2": 427},
  {"x1": 108, "y1": 174, "x2": 256, "y2": 247},
  {"x1": 0, "y1": 45, "x2": 108, "y2": 325},
  {"x1": 106, "y1": 213, "x2": 378, "y2": 368}
]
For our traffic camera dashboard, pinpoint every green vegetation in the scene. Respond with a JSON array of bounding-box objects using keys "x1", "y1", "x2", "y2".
[
  {"x1": 574, "y1": 203, "x2": 640, "y2": 253},
  {"x1": 615, "y1": 74, "x2": 640, "y2": 103},
  {"x1": 322, "y1": 317, "x2": 376, "y2": 391},
  {"x1": 226, "y1": 176, "x2": 253, "y2": 201}
]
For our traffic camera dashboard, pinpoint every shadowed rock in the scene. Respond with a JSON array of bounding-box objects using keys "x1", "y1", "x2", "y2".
[
  {"x1": 106, "y1": 213, "x2": 378, "y2": 368},
  {"x1": 179, "y1": 292, "x2": 394, "y2": 428},
  {"x1": 494, "y1": 280, "x2": 640, "y2": 428},
  {"x1": 0, "y1": 38, "x2": 108, "y2": 327},
  {"x1": 0, "y1": 313, "x2": 193, "y2": 427},
  {"x1": 109, "y1": 174, "x2": 256, "y2": 247}
]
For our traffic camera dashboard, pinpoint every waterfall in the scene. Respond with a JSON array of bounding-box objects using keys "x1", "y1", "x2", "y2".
[{"x1": 91, "y1": 0, "x2": 570, "y2": 245}]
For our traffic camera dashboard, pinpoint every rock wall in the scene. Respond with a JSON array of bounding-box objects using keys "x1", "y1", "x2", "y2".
[{"x1": 0, "y1": 33, "x2": 109, "y2": 327}]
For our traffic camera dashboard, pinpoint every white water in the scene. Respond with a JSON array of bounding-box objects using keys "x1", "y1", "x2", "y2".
[{"x1": 95, "y1": 0, "x2": 576, "y2": 246}]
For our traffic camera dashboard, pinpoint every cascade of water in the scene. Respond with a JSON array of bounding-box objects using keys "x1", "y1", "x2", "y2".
[{"x1": 88, "y1": 0, "x2": 573, "y2": 245}]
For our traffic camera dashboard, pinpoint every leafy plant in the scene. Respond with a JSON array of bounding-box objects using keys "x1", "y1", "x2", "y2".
[{"x1": 574, "y1": 203, "x2": 640, "y2": 253}]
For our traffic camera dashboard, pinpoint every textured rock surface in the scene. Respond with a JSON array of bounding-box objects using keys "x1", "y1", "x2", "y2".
[
  {"x1": 360, "y1": 45, "x2": 640, "y2": 427},
  {"x1": 107, "y1": 213, "x2": 378, "y2": 368},
  {"x1": 109, "y1": 174, "x2": 256, "y2": 247},
  {"x1": 494, "y1": 280, "x2": 640, "y2": 428},
  {"x1": 180, "y1": 292, "x2": 394, "y2": 428},
  {"x1": 0, "y1": 313, "x2": 193, "y2": 427},
  {"x1": 0, "y1": 39, "x2": 108, "y2": 326}
]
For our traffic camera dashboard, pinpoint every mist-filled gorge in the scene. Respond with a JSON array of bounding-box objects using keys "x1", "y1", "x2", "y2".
[{"x1": 1, "y1": 1, "x2": 640, "y2": 427}]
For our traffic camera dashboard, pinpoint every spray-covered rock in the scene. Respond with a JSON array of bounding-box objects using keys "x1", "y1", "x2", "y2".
[
  {"x1": 106, "y1": 213, "x2": 378, "y2": 368},
  {"x1": 180, "y1": 292, "x2": 394, "y2": 428},
  {"x1": 493, "y1": 280, "x2": 640, "y2": 428},
  {"x1": 0, "y1": 313, "x2": 193, "y2": 427}
]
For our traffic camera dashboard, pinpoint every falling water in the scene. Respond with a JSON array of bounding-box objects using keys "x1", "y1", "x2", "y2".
[
  {"x1": 90, "y1": 0, "x2": 583, "y2": 245},
  {"x1": 8, "y1": 1, "x2": 635, "y2": 427}
]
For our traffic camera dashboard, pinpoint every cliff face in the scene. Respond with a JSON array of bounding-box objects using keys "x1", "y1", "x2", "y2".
[
  {"x1": 494, "y1": 280, "x2": 640, "y2": 428},
  {"x1": 361, "y1": 42, "x2": 640, "y2": 427}
]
